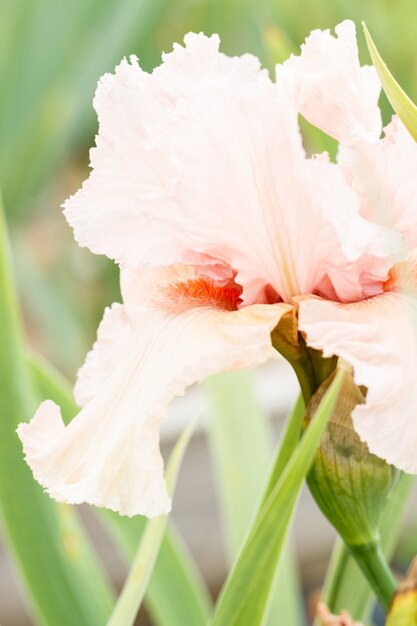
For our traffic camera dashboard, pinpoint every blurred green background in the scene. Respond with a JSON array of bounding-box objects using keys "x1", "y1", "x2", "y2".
[{"x1": 2, "y1": 0, "x2": 417, "y2": 379}]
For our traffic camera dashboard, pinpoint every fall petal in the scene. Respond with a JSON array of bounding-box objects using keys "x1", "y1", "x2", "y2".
[
  {"x1": 18, "y1": 271, "x2": 289, "y2": 517},
  {"x1": 299, "y1": 288, "x2": 417, "y2": 473},
  {"x1": 277, "y1": 20, "x2": 382, "y2": 144}
]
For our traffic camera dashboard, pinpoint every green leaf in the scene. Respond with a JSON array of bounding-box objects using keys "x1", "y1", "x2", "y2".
[
  {"x1": 262, "y1": 393, "x2": 305, "y2": 504},
  {"x1": 317, "y1": 472, "x2": 414, "y2": 623},
  {"x1": 103, "y1": 514, "x2": 212, "y2": 626},
  {"x1": 107, "y1": 419, "x2": 197, "y2": 626},
  {"x1": 0, "y1": 199, "x2": 115, "y2": 625},
  {"x1": 205, "y1": 371, "x2": 304, "y2": 626},
  {"x1": 363, "y1": 22, "x2": 417, "y2": 142},
  {"x1": 27, "y1": 350, "x2": 212, "y2": 626},
  {"x1": 210, "y1": 369, "x2": 344, "y2": 626},
  {"x1": 1, "y1": 0, "x2": 167, "y2": 215},
  {"x1": 205, "y1": 371, "x2": 277, "y2": 559}
]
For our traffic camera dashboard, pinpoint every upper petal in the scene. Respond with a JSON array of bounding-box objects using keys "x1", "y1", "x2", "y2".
[
  {"x1": 339, "y1": 116, "x2": 417, "y2": 250},
  {"x1": 298, "y1": 286, "x2": 417, "y2": 473},
  {"x1": 63, "y1": 34, "x2": 266, "y2": 270},
  {"x1": 18, "y1": 267, "x2": 290, "y2": 516},
  {"x1": 277, "y1": 20, "x2": 382, "y2": 144},
  {"x1": 64, "y1": 32, "x2": 395, "y2": 304}
]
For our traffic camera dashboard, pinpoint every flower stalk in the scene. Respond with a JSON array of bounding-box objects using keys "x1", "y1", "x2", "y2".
[{"x1": 348, "y1": 542, "x2": 396, "y2": 611}]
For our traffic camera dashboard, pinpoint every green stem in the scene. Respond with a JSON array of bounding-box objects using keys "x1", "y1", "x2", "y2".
[{"x1": 349, "y1": 541, "x2": 397, "y2": 611}]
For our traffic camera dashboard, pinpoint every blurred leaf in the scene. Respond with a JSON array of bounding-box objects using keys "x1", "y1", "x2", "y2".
[
  {"x1": 0, "y1": 0, "x2": 167, "y2": 216},
  {"x1": 363, "y1": 22, "x2": 417, "y2": 142},
  {"x1": 103, "y1": 514, "x2": 212, "y2": 626},
  {"x1": 107, "y1": 418, "x2": 197, "y2": 626},
  {"x1": 27, "y1": 350, "x2": 212, "y2": 626},
  {"x1": 206, "y1": 371, "x2": 275, "y2": 559},
  {"x1": 210, "y1": 369, "x2": 344, "y2": 626},
  {"x1": 0, "y1": 199, "x2": 115, "y2": 625},
  {"x1": 317, "y1": 472, "x2": 414, "y2": 624},
  {"x1": 205, "y1": 371, "x2": 304, "y2": 626}
]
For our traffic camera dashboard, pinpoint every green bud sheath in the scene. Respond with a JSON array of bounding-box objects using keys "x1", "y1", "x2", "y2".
[
  {"x1": 271, "y1": 310, "x2": 337, "y2": 403},
  {"x1": 306, "y1": 368, "x2": 399, "y2": 610},
  {"x1": 387, "y1": 560, "x2": 417, "y2": 625}
]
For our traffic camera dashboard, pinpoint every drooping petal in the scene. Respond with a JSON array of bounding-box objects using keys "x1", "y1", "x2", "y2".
[
  {"x1": 339, "y1": 116, "x2": 417, "y2": 249},
  {"x1": 18, "y1": 268, "x2": 290, "y2": 517},
  {"x1": 64, "y1": 32, "x2": 396, "y2": 304},
  {"x1": 277, "y1": 20, "x2": 382, "y2": 144},
  {"x1": 74, "y1": 303, "x2": 131, "y2": 407},
  {"x1": 298, "y1": 284, "x2": 417, "y2": 473}
]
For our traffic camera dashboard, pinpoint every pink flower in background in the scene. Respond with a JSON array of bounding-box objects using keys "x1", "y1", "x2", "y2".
[
  {"x1": 17, "y1": 21, "x2": 417, "y2": 517},
  {"x1": 316, "y1": 603, "x2": 364, "y2": 626}
]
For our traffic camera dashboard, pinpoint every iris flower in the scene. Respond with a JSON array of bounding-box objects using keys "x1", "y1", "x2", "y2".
[{"x1": 18, "y1": 21, "x2": 417, "y2": 517}]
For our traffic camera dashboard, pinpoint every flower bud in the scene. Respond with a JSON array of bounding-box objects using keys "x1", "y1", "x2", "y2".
[
  {"x1": 306, "y1": 367, "x2": 399, "y2": 547},
  {"x1": 386, "y1": 559, "x2": 417, "y2": 626}
]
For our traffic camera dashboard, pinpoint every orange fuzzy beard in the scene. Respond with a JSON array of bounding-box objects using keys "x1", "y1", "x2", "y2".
[{"x1": 165, "y1": 278, "x2": 242, "y2": 312}]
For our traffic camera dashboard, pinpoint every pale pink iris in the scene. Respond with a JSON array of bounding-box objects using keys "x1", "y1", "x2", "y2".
[{"x1": 18, "y1": 21, "x2": 417, "y2": 517}]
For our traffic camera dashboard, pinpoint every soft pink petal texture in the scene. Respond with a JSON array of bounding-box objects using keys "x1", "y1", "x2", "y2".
[
  {"x1": 74, "y1": 303, "x2": 131, "y2": 407},
  {"x1": 277, "y1": 20, "x2": 382, "y2": 144},
  {"x1": 63, "y1": 33, "x2": 260, "y2": 270},
  {"x1": 18, "y1": 267, "x2": 289, "y2": 517},
  {"x1": 299, "y1": 286, "x2": 417, "y2": 473},
  {"x1": 339, "y1": 116, "x2": 417, "y2": 249},
  {"x1": 64, "y1": 32, "x2": 396, "y2": 304}
]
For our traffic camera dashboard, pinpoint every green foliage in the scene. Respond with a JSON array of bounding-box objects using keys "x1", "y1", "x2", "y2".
[
  {"x1": 205, "y1": 371, "x2": 304, "y2": 626},
  {"x1": 363, "y1": 22, "x2": 417, "y2": 142},
  {"x1": 210, "y1": 371, "x2": 344, "y2": 626},
  {"x1": 107, "y1": 419, "x2": 197, "y2": 626},
  {"x1": 0, "y1": 201, "x2": 115, "y2": 625}
]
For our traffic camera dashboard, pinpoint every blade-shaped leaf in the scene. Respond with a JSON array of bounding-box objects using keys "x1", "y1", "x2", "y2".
[
  {"x1": 363, "y1": 22, "x2": 417, "y2": 142},
  {"x1": 205, "y1": 371, "x2": 304, "y2": 626},
  {"x1": 107, "y1": 419, "x2": 197, "y2": 626},
  {"x1": 0, "y1": 200, "x2": 115, "y2": 625},
  {"x1": 27, "y1": 350, "x2": 212, "y2": 626},
  {"x1": 262, "y1": 393, "x2": 305, "y2": 504},
  {"x1": 103, "y1": 514, "x2": 212, "y2": 626},
  {"x1": 210, "y1": 369, "x2": 344, "y2": 626}
]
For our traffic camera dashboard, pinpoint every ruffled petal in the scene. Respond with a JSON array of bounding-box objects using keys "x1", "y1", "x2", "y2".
[
  {"x1": 64, "y1": 31, "x2": 395, "y2": 304},
  {"x1": 63, "y1": 34, "x2": 264, "y2": 269},
  {"x1": 18, "y1": 268, "x2": 289, "y2": 517},
  {"x1": 339, "y1": 116, "x2": 417, "y2": 250},
  {"x1": 74, "y1": 303, "x2": 131, "y2": 407},
  {"x1": 298, "y1": 287, "x2": 417, "y2": 473},
  {"x1": 277, "y1": 20, "x2": 382, "y2": 144}
]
